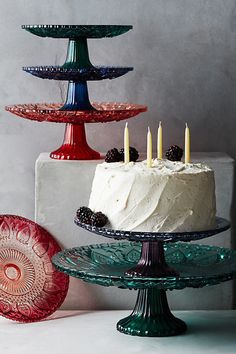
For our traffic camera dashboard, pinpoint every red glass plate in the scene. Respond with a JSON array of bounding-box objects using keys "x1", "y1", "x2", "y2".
[
  {"x1": 5, "y1": 102, "x2": 147, "y2": 124},
  {"x1": 5, "y1": 102, "x2": 147, "y2": 160},
  {"x1": 0, "y1": 215, "x2": 69, "y2": 322}
]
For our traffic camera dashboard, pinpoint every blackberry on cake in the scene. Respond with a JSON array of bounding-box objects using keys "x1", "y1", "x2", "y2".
[
  {"x1": 105, "y1": 148, "x2": 121, "y2": 163},
  {"x1": 91, "y1": 212, "x2": 108, "y2": 227},
  {"x1": 76, "y1": 206, "x2": 93, "y2": 224},
  {"x1": 120, "y1": 146, "x2": 139, "y2": 162},
  {"x1": 166, "y1": 145, "x2": 183, "y2": 161}
]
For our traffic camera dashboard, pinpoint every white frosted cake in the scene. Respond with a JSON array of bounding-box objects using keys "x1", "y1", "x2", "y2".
[{"x1": 88, "y1": 159, "x2": 216, "y2": 232}]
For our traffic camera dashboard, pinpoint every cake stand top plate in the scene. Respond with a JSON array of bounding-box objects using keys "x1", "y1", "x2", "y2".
[
  {"x1": 74, "y1": 217, "x2": 230, "y2": 242},
  {"x1": 5, "y1": 102, "x2": 147, "y2": 124},
  {"x1": 23, "y1": 66, "x2": 133, "y2": 81},
  {"x1": 52, "y1": 241, "x2": 236, "y2": 290},
  {"x1": 22, "y1": 25, "x2": 133, "y2": 38}
]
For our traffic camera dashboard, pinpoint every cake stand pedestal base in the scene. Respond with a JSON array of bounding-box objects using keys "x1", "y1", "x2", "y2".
[
  {"x1": 125, "y1": 241, "x2": 179, "y2": 277},
  {"x1": 117, "y1": 288, "x2": 187, "y2": 337},
  {"x1": 50, "y1": 123, "x2": 100, "y2": 160}
]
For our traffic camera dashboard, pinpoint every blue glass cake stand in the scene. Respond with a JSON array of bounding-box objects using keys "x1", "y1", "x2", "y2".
[
  {"x1": 22, "y1": 66, "x2": 133, "y2": 81},
  {"x1": 52, "y1": 217, "x2": 233, "y2": 337}
]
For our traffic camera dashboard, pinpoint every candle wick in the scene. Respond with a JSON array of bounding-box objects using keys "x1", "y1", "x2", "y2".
[
  {"x1": 125, "y1": 122, "x2": 128, "y2": 128},
  {"x1": 159, "y1": 121, "x2": 162, "y2": 127},
  {"x1": 185, "y1": 122, "x2": 188, "y2": 128}
]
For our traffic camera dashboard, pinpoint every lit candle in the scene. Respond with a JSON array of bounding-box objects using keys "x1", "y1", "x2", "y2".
[
  {"x1": 157, "y1": 121, "x2": 163, "y2": 159},
  {"x1": 124, "y1": 122, "x2": 130, "y2": 164},
  {"x1": 147, "y1": 127, "x2": 152, "y2": 168},
  {"x1": 185, "y1": 123, "x2": 190, "y2": 164}
]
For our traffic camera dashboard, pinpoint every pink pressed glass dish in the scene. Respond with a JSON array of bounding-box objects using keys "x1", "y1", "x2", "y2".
[{"x1": 0, "y1": 215, "x2": 69, "y2": 322}]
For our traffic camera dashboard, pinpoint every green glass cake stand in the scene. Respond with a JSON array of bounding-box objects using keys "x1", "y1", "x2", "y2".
[
  {"x1": 22, "y1": 25, "x2": 132, "y2": 38},
  {"x1": 52, "y1": 218, "x2": 234, "y2": 337}
]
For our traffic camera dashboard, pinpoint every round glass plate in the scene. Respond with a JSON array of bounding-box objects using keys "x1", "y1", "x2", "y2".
[
  {"x1": 52, "y1": 241, "x2": 236, "y2": 290},
  {"x1": 23, "y1": 66, "x2": 133, "y2": 81},
  {"x1": 22, "y1": 25, "x2": 132, "y2": 38},
  {"x1": 0, "y1": 215, "x2": 69, "y2": 322},
  {"x1": 5, "y1": 102, "x2": 147, "y2": 124},
  {"x1": 74, "y1": 217, "x2": 230, "y2": 242}
]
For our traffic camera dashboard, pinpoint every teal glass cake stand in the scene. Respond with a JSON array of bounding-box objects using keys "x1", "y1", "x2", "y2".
[
  {"x1": 52, "y1": 218, "x2": 233, "y2": 337},
  {"x1": 21, "y1": 25, "x2": 132, "y2": 38}
]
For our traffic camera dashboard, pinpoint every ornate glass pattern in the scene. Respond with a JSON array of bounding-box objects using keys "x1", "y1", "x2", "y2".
[
  {"x1": 23, "y1": 66, "x2": 133, "y2": 81},
  {"x1": 5, "y1": 103, "x2": 147, "y2": 124},
  {"x1": 52, "y1": 241, "x2": 236, "y2": 290},
  {"x1": 74, "y1": 217, "x2": 230, "y2": 242},
  {"x1": 0, "y1": 215, "x2": 69, "y2": 323},
  {"x1": 22, "y1": 25, "x2": 133, "y2": 38}
]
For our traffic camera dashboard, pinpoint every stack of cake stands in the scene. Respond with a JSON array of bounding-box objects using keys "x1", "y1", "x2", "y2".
[
  {"x1": 52, "y1": 216, "x2": 236, "y2": 337},
  {"x1": 5, "y1": 25, "x2": 147, "y2": 160}
]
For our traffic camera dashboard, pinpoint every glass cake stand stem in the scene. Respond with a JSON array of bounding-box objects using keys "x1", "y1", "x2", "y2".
[
  {"x1": 60, "y1": 81, "x2": 94, "y2": 111},
  {"x1": 60, "y1": 37, "x2": 95, "y2": 110},
  {"x1": 125, "y1": 241, "x2": 179, "y2": 277},
  {"x1": 117, "y1": 288, "x2": 187, "y2": 337},
  {"x1": 62, "y1": 38, "x2": 93, "y2": 69},
  {"x1": 50, "y1": 123, "x2": 100, "y2": 160}
]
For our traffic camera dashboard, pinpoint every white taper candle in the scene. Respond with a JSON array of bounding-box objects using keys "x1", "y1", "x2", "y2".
[
  {"x1": 157, "y1": 121, "x2": 163, "y2": 159},
  {"x1": 124, "y1": 122, "x2": 130, "y2": 164},
  {"x1": 147, "y1": 127, "x2": 152, "y2": 168},
  {"x1": 185, "y1": 123, "x2": 190, "y2": 164}
]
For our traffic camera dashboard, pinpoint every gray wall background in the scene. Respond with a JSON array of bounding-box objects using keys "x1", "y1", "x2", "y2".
[{"x1": 0, "y1": 1, "x2": 235, "y2": 225}]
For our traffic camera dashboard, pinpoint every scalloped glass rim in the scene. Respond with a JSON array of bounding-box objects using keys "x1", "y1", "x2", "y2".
[
  {"x1": 5, "y1": 102, "x2": 147, "y2": 124},
  {"x1": 52, "y1": 241, "x2": 236, "y2": 290},
  {"x1": 0, "y1": 215, "x2": 69, "y2": 323},
  {"x1": 22, "y1": 25, "x2": 133, "y2": 38},
  {"x1": 22, "y1": 66, "x2": 133, "y2": 81},
  {"x1": 74, "y1": 217, "x2": 230, "y2": 242}
]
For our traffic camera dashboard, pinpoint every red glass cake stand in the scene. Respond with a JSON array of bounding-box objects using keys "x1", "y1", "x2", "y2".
[{"x1": 5, "y1": 102, "x2": 147, "y2": 160}]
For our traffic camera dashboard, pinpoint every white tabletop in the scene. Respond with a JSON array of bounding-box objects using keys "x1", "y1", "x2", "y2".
[{"x1": 1, "y1": 310, "x2": 236, "y2": 354}]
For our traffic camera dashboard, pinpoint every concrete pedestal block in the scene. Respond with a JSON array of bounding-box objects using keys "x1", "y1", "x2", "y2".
[{"x1": 35, "y1": 152, "x2": 234, "y2": 310}]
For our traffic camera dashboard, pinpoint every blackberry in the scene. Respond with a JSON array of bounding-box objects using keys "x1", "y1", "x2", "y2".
[
  {"x1": 120, "y1": 146, "x2": 139, "y2": 162},
  {"x1": 76, "y1": 206, "x2": 93, "y2": 224},
  {"x1": 105, "y1": 148, "x2": 121, "y2": 163},
  {"x1": 91, "y1": 212, "x2": 108, "y2": 227},
  {"x1": 166, "y1": 145, "x2": 183, "y2": 162}
]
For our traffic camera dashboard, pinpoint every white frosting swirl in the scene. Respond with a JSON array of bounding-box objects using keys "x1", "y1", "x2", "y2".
[{"x1": 89, "y1": 159, "x2": 216, "y2": 232}]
